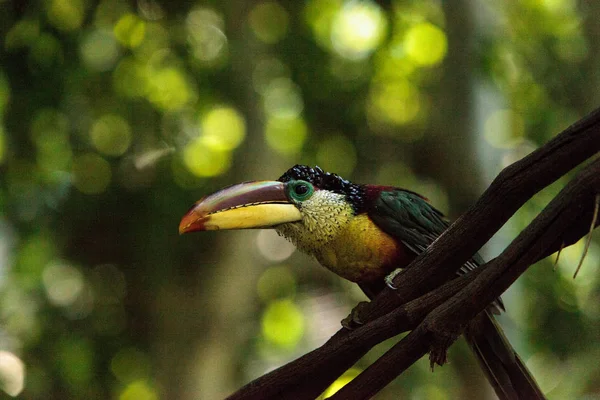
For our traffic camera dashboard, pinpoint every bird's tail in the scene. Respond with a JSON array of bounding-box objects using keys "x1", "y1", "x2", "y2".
[{"x1": 465, "y1": 311, "x2": 545, "y2": 400}]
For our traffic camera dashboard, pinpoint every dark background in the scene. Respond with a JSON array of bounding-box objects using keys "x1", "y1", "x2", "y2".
[{"x1": 0, "y1": 0, "x2": 599, "y2": 398}]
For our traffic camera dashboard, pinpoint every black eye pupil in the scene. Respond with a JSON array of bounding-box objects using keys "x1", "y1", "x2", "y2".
[{"x1": 295, "y1": 184, "x2": 308, "y2": 195}]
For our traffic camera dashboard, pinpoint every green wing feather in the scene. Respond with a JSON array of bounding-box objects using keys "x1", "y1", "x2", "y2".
[
  {"x1": 367, "y1": 189, "x2": 545, "y2": 399},
  {"x1": 369, "y1": 189, "x2": 485, "y2": 276}
]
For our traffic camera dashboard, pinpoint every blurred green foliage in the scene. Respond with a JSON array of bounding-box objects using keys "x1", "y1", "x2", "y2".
[{"x1": 0, "y1": 0, "x2": 598, "y2": 399}]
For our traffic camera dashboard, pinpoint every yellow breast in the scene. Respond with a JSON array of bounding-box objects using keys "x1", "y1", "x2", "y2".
[{"x1": 312, "y1": 214, "x2": 403, "y2": 283}]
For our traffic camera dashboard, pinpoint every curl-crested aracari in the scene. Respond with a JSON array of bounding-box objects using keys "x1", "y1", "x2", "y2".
[{"x1": 179, "y1": 164, "x2": 543, "y2": 400}]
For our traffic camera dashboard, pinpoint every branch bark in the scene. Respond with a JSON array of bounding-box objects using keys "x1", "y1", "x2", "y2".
[
  {"x1": 330, "y1": 158, "x2": 600, "y2": 399},
  {"x1": 227, "y1": 107, "x2": 600, "y2": 400}
]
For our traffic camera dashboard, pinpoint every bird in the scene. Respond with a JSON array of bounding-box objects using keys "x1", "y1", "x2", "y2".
[{"x1": 179, "y1": 164, "x2": 544, "y2": 400}]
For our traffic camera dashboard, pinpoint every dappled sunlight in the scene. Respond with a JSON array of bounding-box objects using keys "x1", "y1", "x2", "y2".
[
  {"x1": 367, "y1": 79, "x2": 422, "y2": 131},
  {"x1": 484, "y1": 109, "x2": 526, "y2": 149},
  {"x1": 0, "y1": 0, "x2": 598, "y2": 398},
  {"x1": 256, "y1": 230, "x2": 296, "y2": 263},
  {"x1": 330, "y1": 2, "x2": 388, "y2": 60},
  {"x1": 145, "y1": 65, "x2": 195, "y2": 111},
  {"x1": 0, "y1": 351, "x2": 25, "y2": 397},
  {"x1": 45, "y1": 0, "x2": 85, "y2": 32},
  {"x1": 183, "y1": 139, "x2": 231, "y2": 177},
  {"x1": 525, "y1": 352, "x2": 564, "y2": 394},
  {"x1": 265, "y1": 115, "x2": 308, "y2": 155},
  {"x1": 113, "y1": 13, "x2": 146, "y2": 48},
  {"x1": 200, "y1": 106, "x2": 246, "y2": 152},
  {"x1": 256, "y1": 265, "x2": 297, "y2": 302},
  {"x1": 80, "y1": 29, "x2": 120, "y2": 72},
  {"x1": 261, "y1": 299, "x2": 305, "y2": 349},
  {"x1": 186, "y1": 7, "x2": 228, "y2": 65},
  {"x1": 322, "y1": 367, "x2": 362, "y2": 398},
  {"x1": 90, "y1": 114, "x2": 132, "y2": 156},
  {"x1": 112, "y1": 57, "x2": 147, "y2": 98},
  {"x1": 42, "y1": 260, "x2": 85, "y2": 307},
  {"x1": 403, "y1": 22, "x2": 447, "y2": 66},
  {"x1": 262, "y1": 78, "x2": 304, "y2": 119},
  {"x1": 119, "y1": 380, "x2": 157, "y2": 400},
  {"x1": 249, "y1": 2, "x2": 290, "y2": 44}
]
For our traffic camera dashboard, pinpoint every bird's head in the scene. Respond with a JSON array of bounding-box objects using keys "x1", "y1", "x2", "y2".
[{"x1": 179, "y1": 165, "x2": 367, "y2": 253}]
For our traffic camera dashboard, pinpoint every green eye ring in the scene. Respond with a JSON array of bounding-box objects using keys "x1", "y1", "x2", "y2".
[{"x1": 287, "y1": 180, "x2": 314, "y2": 202}]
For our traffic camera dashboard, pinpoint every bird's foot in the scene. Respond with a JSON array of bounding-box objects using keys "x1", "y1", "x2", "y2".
[
  {"x1": 384, "y1": 268, "x2": 403, "y2": 290},
  {"x1": 341, "y1": 301, "x2": 370, "y2": 329}
]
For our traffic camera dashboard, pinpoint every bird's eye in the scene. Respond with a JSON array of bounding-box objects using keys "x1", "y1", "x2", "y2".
[
  {"x1": 287, "y1": 180, "x2": 314, "y2": 202},
  {"x1": 295, "y1": 184, "x2": 308, "y2": 195}
]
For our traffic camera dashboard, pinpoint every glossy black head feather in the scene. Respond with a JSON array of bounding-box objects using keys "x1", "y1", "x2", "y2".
[{"x1": 278, "y1": 165, "x2": 366, "y2": 212}]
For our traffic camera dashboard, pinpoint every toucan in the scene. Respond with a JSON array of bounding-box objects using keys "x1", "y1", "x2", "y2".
[{"x1": 179, "y1": 164, "x2": 544, "y2": 400}]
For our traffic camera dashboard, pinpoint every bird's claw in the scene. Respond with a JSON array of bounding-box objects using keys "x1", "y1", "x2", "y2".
[
  {"x1": 341, "y1": 301, "x2": 370, "y2": 329},
  {"x1": 385, "y1": 268, "x2": 403, "y2": 290}
]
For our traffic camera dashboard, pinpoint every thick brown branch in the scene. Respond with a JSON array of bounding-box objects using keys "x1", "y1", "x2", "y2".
[
  {"x1": 226, "y1": 269, "x2": 482, "y2": 400},
  {"x1": 227, "y1": 107, "x2": 600, "y2": 400},
  {"x1": 330, "y1": 157, "x2": 600, "y2": 399}
]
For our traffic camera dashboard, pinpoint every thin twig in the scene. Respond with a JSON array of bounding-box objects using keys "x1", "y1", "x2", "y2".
[{"x1": 573, "y1": 193, "x2": 600, "y2": 278}]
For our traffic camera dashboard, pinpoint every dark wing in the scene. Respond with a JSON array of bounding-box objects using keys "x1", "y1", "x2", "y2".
[
  {"x1": 369, "y1": 190, "x2": 542, "y2": 398},
  {"x1": 369, "y1": 189, "x2": 482, "y2": 276}
]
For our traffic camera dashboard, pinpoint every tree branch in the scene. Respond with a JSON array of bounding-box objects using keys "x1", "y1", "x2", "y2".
[
  {"x1": 227, "y1": 107, "x2": 600, "y2": 400},
  {"x1": 330, "y1": 157, "x2": 600, "y2": 399}
]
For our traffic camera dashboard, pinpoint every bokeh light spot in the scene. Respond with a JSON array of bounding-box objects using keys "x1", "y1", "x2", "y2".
[
  {"x1": 316, "y1": 135, "x2": 357, "y2": 177},
  {"x1": 265, "y1": 116, "x2": 308, "y2": 155},
  {"x1": 0, "y1": 351, "x2": 25, "y2": 397},
  {"x1": 186, "y1": 7, "x2": 228, "y2": 64},
  {"x1": 526, "y1": 352, "x2": 564, "y2": 393},
  {"x1": 72, "y1": 153, "x2": 112, "y2": 194},
  {"x1": 368, "y1": 80, "x2": 421, "y2": 130},
  {"x1": 90, "y1": 114, "x2": 132, "y2": 156},
  {"x1": 304, "y1": 0, "x2": 342, "y2": 49},
  {"x1": 404, "y1": 22, "x2": 447, "y2": 66},
  {"x1": 200, "y1": 106, "x2": 246, "y2": 151},
  {"x1": 256, "y1": 229, "x2": 296, "y2": 262},
  {"x1": 30, "y1": 109, "x2": 69, "y2": 148},
  {"x1": 331, "y1": 1, "x2": 387, "y2": 60},
  {"x1": 42, "y1": 260, "x2": 85, "y2": 307},
  {"x1": 119, "y1": 380, "x2": 157, "y2": 400},
  {"x1": 114, "y1": 14, "x2": 146, "y2": 48},
  {"x1": 261, "y1": 299, "x2": 304, "y2": 349},
  {"x1": 46, "y1": 0, "x2": 85, "y2": 32},
  {"x1": 183, "y1": 140, "x2": 231, "y2": 177},
  {"x1": 146, "y1": 67, "x2": 192, "y2": 111},
  {"x1": 484, "y1": 109, "x2": 525, "y2": 149},
  {"x1": 4, "y1": 19, "x2": 40, "y2": 50},
  {"x1": 29, "y1": 33, "x2": 63, "y2": 70},
  {"x1": 111, "y1": 348, "x2": 150, "y2": 383},
  {"x1": 80, "y1": 29, "x2": 119, "y2": 72},
  {"x1": 252, "y1": 57, "x2": 289, "y2": 93},
  {"x1": 256, "y1": 265, "x2": 296, "y2": 302},
  {"x1": 113, "y1": 58, "x2": 147, "y2": 98},
  {"x1": 56, "y1": 337, "x2": 93, "y2": 388},
  {"x1": 263, "y1": 78, "x2": 304, "y2": 119},
  {"x1": 323, "y1": 368, "x2": 362, "y2": 398},
  {"x1": 249, "y1": 2, "x2": 289, "y2": 44}
]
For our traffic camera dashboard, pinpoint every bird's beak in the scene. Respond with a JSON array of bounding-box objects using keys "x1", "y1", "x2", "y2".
[{"x1": 179, "y1": 181, "x2": 301, "y2": 234}]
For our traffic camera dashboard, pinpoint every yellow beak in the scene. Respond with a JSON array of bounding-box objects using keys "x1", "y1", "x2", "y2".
[{"x1": 179, "y1": 181, "x2": 302, "y2": 234}]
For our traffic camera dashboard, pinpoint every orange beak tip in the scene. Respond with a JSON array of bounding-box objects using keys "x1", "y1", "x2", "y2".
[{"x1": 178, "y1": 211, "x2": 208, "y2": 234}]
